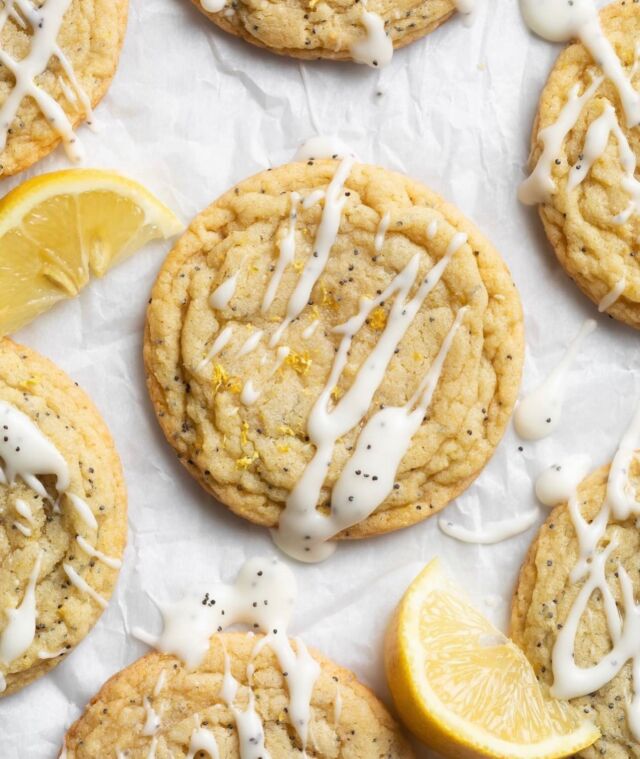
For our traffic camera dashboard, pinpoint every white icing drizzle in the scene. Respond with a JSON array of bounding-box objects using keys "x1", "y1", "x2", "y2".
[
  {"x1": 186, "y1": 715, "x2": 220, "y2": 759},
  {"x1": 273, "y1": 346, "x2": 290, "y2": 372},
  {"x1": 293, "y1": 136, "x2": 356, "y2": 162},
  {"x1": 38, "y1": 647, "x2": 67, "y2": 659},
  {"x1": 599, "y1": 277, "x2": 626, "y2": 312},
  {"x1": 227, "y1": 689, "x2": 272, "y2": 759},
  {"x1": 374, "y1": 211, "x2": 390, "y2": 253},
  {"x1": 0, "y1": 672, "x2": 6, "y2": 693},
  {"x1": 237, "y1": 330, "x2": 264, "y2": 358},
  {"x1": 63, "y1": 563, "x2": 107, "y2": 609},
  {"x1": 142, "y1": 696, "x2": 161, "y2": 736},
  {"x1": 270, "y1": 156, "x2": 355, "y2": 347},
  {"x1": 549, "y1": 401, "x2": 640, "y2": 740},
  {"x1": 567, "y1": 103, "x2": 640, "y2": 224},
  {"x1": 209, "y1": 273, "x2": 239, "y2": 310},
  {"x1": 14, "y1": 498, "x2": 35, "y2": 526},
  {"x1": 350, "y1": 1, "x2": 393, "y2": 69},
  {"x1": 0, "y1": 0, "x2": 92, "y2": 164},
  {"x1": 240, "y1": 380, "x2": 261, "y2": 406},
  {"x1": 302, "y1": 320, "x2": 320, "y2": 339},
  {"x1": 76, "y1": 535, "x2": 122, "y2": 570},
  {"x1": 427, "y1": 220, "x2": 438, "y2": 239},
  {"x1": 606, "y1": 400, "x2": 640, "y2": 521},
  {"x1": 535, "y1": 454, "x2": 592, "y2": 507},
  {"x1": 66, "y1": 493, "x2": 98, "y2": 530},
  {"x1": 146, "y1": 736, "x2": 158, "y2": 759},
  {"x1": 221, "y1": 650, "x2": 239, "y2": 705},
  {"x1": 0, "y1": 550, "x2": 42, "y2": 665},
  {"x1": 0, "y1": 400, "x2": 70, "y2": 494},
  {"x1": 273, "y1": 230, "x2": 467, "y2": 563},
  {"x1": 514, "y1": 319, "x2": 596, "y2": 441},
  {"x1": 133, "y1": 558, "x2": 320, "y2": 752},
  {"x1": 153, "y1": 668, "x2": 166, "y2": 697},
  {"x1": 199, "y1": 326, "x2": 235, "y2": 370},
  {"x1": 12, "y1": 521, "x2": 31, "y2": 537},
  {"x1": 520, "y1": 0, "x2": 640, "y2": 126},
  {"x1": 201, "y1": 0, "x2": 225, "y2": 11},
  {"x1": 438, "y1": 509, "x2": 539, "y2": 544},
  {"x1": 518, "y1": 77, "x2": 602, "y2": 205},
  {"x1": 453, "y1": 0, "x2": 476, "y2": 26},
  {"x1": 302, "y1": 189, "x2": 325, "y2": 209},
  {"x1": 262, "y1": 193, "x2": 300, "y2": 314}
]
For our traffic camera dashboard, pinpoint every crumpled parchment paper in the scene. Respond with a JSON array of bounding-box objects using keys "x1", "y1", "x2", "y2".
[{"x1": 2, "y1": 1, "x2": 637, "y2": 756}]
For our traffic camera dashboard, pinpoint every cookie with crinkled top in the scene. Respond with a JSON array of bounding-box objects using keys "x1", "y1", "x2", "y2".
[
  {"x1": 144, "y1": 159, "x2": 523, "y2": 543},
  {"x1": 0, "y1": 338, "x2": 127, "y2": 696},
  {"x1": 62, "y1": 631, "x2": 415, "y2": 758},
  {"x1": 0, "y1": 0, "x2": 128, "y2": 178},
  {"x1": 511, "y1": 462, "x2": 640, "y2": 758},
  {"x1": 189, "y1": 0, "x2": 457, "y2": 62},
  {"x1": 526, "y1": 0, "x2": 640, "y2": 328}
]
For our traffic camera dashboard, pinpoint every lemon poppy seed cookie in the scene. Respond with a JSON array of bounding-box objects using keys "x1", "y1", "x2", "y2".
[
  {"x1": 0, "y1": 338, "x2": 127, "y2": 696},
  {"x1": 189, "y1": 0, "x2": 462, "y2": 66},
  {"x1": 511, "y1": 457, "x2": 640, "y2": 758},
  {"x1": 0, "y1": 0, "x2": 128, "y2": 178},
  {"x1": 62, "y1": 632, "x2": 415, "y2": 758},
  {"x1": 519, "y1": 0, "x2": 640, "y2": 328},
  {"x1": 144, "y1": 158, "x2": 523, "y2": 562}
]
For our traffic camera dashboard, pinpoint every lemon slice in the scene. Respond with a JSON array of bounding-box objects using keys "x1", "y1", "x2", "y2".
[
  {"x1": 384, "y1": 559, "x2": 599, "y2": 758},
  {"x1": 0, "y1": 169, "x2": 184, "y2": 336}
]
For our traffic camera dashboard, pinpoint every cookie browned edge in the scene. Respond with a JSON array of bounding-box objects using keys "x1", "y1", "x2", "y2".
[{"x1": 188, "y1": 0, "x2": 454, "y2": 62}]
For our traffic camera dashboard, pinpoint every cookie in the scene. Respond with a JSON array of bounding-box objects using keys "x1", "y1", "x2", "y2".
[
  {"x1": 144, "y1": 158, "x2": 523, "y2": 560},
  {"x1": 189, "y1": 0, "x2": 458, "y2": 64},
  {"x1": 0, "y1": 338, "x2": 127, "y2": 696},
  {"x1": 62, "y1": 631, "x2": 414, "y2": 758},
  {"x1": 520, "y1": 0, "x2": 640, "y2": 328},
  {"x1": 0, "y1": 0, "x2": 129, "y2": 178},
  {"x1": 511, "y1": 462, "x2": 640, "y2": 758}
]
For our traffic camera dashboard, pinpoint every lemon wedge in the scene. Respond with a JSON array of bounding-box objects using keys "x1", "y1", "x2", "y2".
[
  {"x1": 0, "y1": 169, "x2": 184, "y2": 335},
  {"x1": 384, "y1": 559, "x2": 599, "y2": 758}
]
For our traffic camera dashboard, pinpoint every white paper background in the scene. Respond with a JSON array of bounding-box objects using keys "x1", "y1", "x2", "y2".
[{"x1": 2, "y1": 0, "x2": 639, "y2": 756}]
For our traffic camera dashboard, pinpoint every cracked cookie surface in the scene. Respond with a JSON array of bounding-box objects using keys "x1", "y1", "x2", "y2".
[
  {"x1": 63, "y1": 631, "x2": 415, "y2": 758},
  {"x1": 527, "y1": 0, "x2": 640, "y2": 328},
  {"x1": 189, "y1": 0, "x2": 456, "y2": 61},
  {"x1": 511, "y1": 462, "x2": 640, "y2": 759},
  {"x1": 144, "y1": 160, "x2": 523, "y2": 542},
  {"x1": 0, "y1": 338, "x2": 126, "y2": 696}
]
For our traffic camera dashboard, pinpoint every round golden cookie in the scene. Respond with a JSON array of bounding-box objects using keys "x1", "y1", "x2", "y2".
[
  {"x1": 144, "y1": 159, "x2": 524, "y2": 542},
  {"x1": 63, "y1": 631, "x2": 415, "y2": 758},
  {"x1": 189, "y1": 0, "x2": 456, "y2": 62},
  {"x1": 0, "y1": 338, "x2": 127, "y2": 696},
  {"x1": 526, "y1": 0, "x2": 640, "y2": 329},
  {"x1": 0, "y1": 0, "x2": 129, "y2": 178},
  {"x1": 511, "y1": 462, "x2": 640, "y2": 759}
]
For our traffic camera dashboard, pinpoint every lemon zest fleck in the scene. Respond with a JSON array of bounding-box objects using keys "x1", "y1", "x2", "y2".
[
  {"x1": 212, "y1": 363, "x2": 242, "y2": 394},
  {"x1": 320, "y1": 282, "x2": 338, "y2": 310},
  {"x1": 241, "y1": 421, "x2": 249, "y2": 447},
  {"x1": 369, "y1": 306, "x2": 387, "y2": 331},
  {"x1": 285, "y1": 351, "x2": 312, "y2": 375},
  {"x1": 278, "y1": 425, "x2": 296, "y2": 436},
  {"x1": 236, "y1": 452, "x2": 259, "y2": 470}
]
